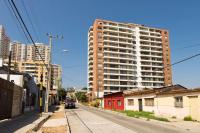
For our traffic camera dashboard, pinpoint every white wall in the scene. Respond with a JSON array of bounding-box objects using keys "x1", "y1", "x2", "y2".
[
  {"x1": 124, "y1": 93, "x2": 200, "y2": 121},
  {"x1": 0, "y1": 74, "x2": 23, "y2": 87}
]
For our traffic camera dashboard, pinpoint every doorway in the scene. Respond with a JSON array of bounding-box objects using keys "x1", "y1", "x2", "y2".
[{"x1": 138, "y1": 99, "x2": 143, "y2": 111}]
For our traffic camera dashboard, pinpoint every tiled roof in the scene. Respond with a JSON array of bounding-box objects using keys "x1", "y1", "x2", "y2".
[{"x1": 123, "y1": 84, "x2": 200, "y2": 96}]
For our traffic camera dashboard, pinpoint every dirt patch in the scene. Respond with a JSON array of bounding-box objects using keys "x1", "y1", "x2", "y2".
[
  {"x1": 50, "y1": 111, "x2": 64, "y2": 119},
  {"x1": 41, "y1": 126, "x2": 67, "y2": 133}
]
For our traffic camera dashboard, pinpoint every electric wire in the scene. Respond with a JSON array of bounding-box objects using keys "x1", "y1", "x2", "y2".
[
  {"x1": 2, "y1": 0, "x2": 27, "y2": 43},
  {"x1": 21, "y1": 0, "x2": 40, "y2": 42},
  {"x1": 8, "y1": 0, "x2": 48, "y2": 69},
  {"x1": 6, "y1": 0, "x2": 30, "y2": 43}
]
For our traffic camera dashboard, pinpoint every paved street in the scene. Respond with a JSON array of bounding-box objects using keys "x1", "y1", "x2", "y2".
[{"x1": 65, "y1": 104, "x2": 196, "y2": 133}]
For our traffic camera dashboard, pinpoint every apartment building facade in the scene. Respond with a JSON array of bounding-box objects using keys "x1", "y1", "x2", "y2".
[
  {"x1": 51, "y1": 64, "x2": 62, "y2": 90},
  {"x1": 0, "y1": 25, "x2": 10, "y2": 59},
  {"x1": 17, "y1": 61, "x2": 48, "y2": 87},
  {"x1": 88, "y1": 19, "x2": 172, "y2": 98},
  {"x1": 11, "y1": 41, "x2": 26, "y2": 62},
  {"x1": 11, "y1": 42, "x2": 50, "y2": 63}
]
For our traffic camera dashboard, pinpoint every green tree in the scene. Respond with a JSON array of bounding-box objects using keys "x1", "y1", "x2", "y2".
[
  {"x1": 58, "y1": 88, "x2": 66, "y2": 101},
  {"x1": 82, "y1": 87, "x2": 87, "y2": 91},
  {"x1": 75, "y1": 91, "x2": 87, "y2": 102}
]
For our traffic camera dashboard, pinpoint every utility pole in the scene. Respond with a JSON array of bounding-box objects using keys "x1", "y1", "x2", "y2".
[
  {"x1": 45, "y1": 33, "x2": 63, "y2": 113},
  {"x1": 40, "y1": 65, "x2": 43, "y2": 114}
]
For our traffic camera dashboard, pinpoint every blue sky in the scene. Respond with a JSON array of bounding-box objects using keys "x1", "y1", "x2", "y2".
[{"x1": 0, "y1": 0, "x2": 200, "y2": 89}]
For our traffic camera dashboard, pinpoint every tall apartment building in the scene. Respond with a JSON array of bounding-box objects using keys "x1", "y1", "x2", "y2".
[
  {"x1": 0, "y1": 25, "x2": 10, "y2": 59},
  {"x1": 33, "y1": 43, "x2": 50, "y2": 63},
  {"x1": 11, "y1": 41, "x2": 26, "y2": 62},
  {"x1": 11, "y1": 42, "x2": 50, "y2": 63},
  {"x1": 9, "y1": 42, "x2": 51, "y2": 87},
  {"x1": 88, "y1": 19, "x2": 172, "y2": 98},
  {"x1": 51, "y1": 64, "x2": 62, "y2": 90},
  {"x1": 17, "y1": 61, "x2": 49, "y2": 87}
]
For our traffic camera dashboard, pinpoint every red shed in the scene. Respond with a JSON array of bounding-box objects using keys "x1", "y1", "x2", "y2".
[{"x1": 104, "y1": 92, "x2": 124, "y2": 111}]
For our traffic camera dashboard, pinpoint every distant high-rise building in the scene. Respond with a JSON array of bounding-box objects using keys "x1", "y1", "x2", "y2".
[
  {"x1": 88, "y1": 19, "x2": 172, "y2": 98},
  {"x1": 11, "y1": 41, "x2": 26, "y2": 62},
  {"x1": 11, "y1": 42, "x2": 50, "y2": 63},
  {"x1": 33, "y1": 43, "x2": 50, "y2": 63},
  {"x1": 9, "y1": 42, "x2": 62, "y2": 88},
  {"x1": 17, "y1": 61, "x2": 49, "y2": 87},
  {"x1": 0, "y1": 25, "x2": 10, "y2": 59},
  {"x1": 26, "y1": 45, "x2": 34, "y2": 61},
  {"x1": 51, "y1": 64, "x2": 62, "y2": 90}
]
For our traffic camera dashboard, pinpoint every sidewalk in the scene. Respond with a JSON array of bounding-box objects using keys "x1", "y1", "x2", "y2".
[
  {"x1": 0, "y1": 111, "x2": 50, "y2": 133},
  {"x1": 38, "y1": 105, "x2": 69, "y2": 133}
]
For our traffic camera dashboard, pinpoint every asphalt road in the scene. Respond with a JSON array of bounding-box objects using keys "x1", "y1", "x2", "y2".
[{"x1": 65, "y1": 104, "x2": 192, "y2": 133}]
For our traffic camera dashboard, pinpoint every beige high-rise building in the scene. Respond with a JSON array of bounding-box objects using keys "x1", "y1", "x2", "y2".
[
  {"x1": 10, "y1": 42, "x2": 51, "y2": 87},
  {"x1": 88, "y1": 19, "x2": 172, "y2": 98},
  {"x1": 11, "y1": 42, "x2": 50, "y2": 63},
  {"x1": 51, "y1": 64, "x2": 62, "y2": 90},
  {"x1": 33, "y1": 43, "x2": 50, "y2": 63},
  {"x1": 0, "y1": 25, "x2": 10, "y2": 59},
  {"x1": 11, "y1": 41, "x2": 26, "y2": 62},
  {"x1": 26, "y1": 45, "x2": 34, "y2": 61},
  {"x1": 17, "y1": 61, "x2": 49, "y2": 87}
]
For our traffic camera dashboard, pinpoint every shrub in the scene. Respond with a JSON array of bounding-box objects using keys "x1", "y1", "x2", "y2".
[
  {"x1": 171, "y1": 116, "x2": 176, "y2": 119},
  {"x1": 184, "y1": 116, "x2": 193, "y2": 121},
  {"x1": 153, "y1": 117, "x2": 169, "y2": 122},
  {"x1": 90, "y1": 99, "x2": 100, "y2": 107}
]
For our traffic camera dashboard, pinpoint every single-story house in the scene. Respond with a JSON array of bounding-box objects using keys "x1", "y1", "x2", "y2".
[
  {"x1": 104, "y1": 92, "x2": 124, "y2": 111},
  {"x1": 124, "y1": 84, "x2": 200, "y2": 121}
]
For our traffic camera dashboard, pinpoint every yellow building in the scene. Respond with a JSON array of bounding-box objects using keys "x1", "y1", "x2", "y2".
[
  {"x1": 124, "y1": 85, "x2": 200, "y2": 121},
  {"x1": 17, "y1": 61, "x2": 48, "y2": 87}
]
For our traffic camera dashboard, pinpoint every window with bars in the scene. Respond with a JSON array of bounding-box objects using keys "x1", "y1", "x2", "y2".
[
  {"x1": 145, "y1": 98, "x2": 154, "y2": 106},
  {"x1": 127, "y1": 99, "x2": 134, "y2": 106},
  {"x1": 174, "y1": 96, "x2": 183, "y2": 108}
]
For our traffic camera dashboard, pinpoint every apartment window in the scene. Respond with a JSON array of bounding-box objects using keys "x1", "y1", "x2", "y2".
[
  {"x1": 127, "y1": 99, "x2": 134, "y2": 106},
  {"x1": 117, "y1": 100, "x2": 122, "y2": 106},
  {"x1": 145, "y1": 98, "x2": 154, "y2": 106},
  {"x1": 174, "y1": 96, "x2": 183, "y2": 108},
  {"x1": 98, "y1": 47, "x2": 102, "y2": 51}
]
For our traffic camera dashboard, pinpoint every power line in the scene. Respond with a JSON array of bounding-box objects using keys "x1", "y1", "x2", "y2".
[
  {"x1": 8, "y1": 0, "x2": 48, "y2": 69},
  {"x1": 165, "y1": 52, "x2": 200, "y2": 68},
  {"x1": 2, "y1": 0, "x2": 27, "y2": 43},
  {"x1": 6, "y1": 0, "x2": 30, "y2": 43},
  {"x1": 20, "y1": 0, "x2": 40, "y2": 42}
]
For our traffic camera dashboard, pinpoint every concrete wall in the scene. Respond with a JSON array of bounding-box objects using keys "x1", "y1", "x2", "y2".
[
  {"x1": 124, "y1": 93, "x2": 200, "y2": 121},
  {"x1": 0, "y1": 78, "x2": 23, "y2": 119},
  {"x1": 11, "y1": 85, "x2": 23, "y2": 117},
  {"x1": 154, "y1": 96, "x2": 189, "y2": 119}
]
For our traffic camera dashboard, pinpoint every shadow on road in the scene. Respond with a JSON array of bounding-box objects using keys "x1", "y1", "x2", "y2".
[{"x1": 0, "y1": 111, "x2": 39, "y2": 133}]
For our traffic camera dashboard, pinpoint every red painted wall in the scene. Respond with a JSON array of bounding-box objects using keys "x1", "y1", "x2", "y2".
[{"x1": 104, "y1": 92, "x2": 124, "y2": 111}]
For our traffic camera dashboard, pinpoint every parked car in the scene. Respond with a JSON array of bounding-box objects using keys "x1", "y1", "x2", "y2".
[{"x1": 65, "y1": 99, "x2": 76, "y2": 109}]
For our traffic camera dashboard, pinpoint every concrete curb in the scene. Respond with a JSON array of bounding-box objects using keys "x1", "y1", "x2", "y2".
[
  {"x1": 64, "y1": 109, "x2": 71, "y2": 133},
  {"x1": 26, "y1": 114, "x2": 51, "y2": 133}
]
